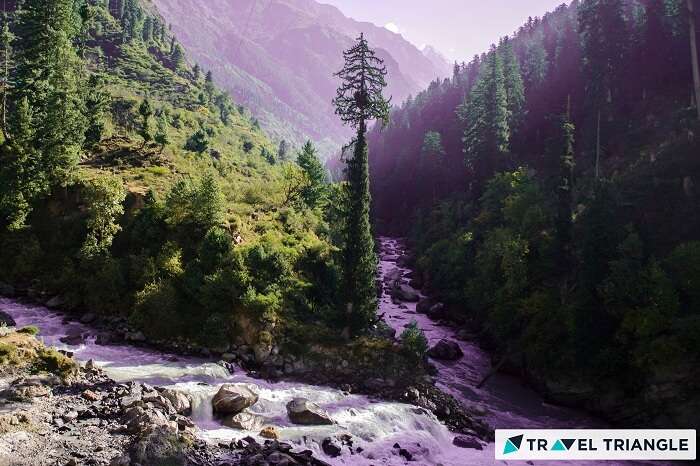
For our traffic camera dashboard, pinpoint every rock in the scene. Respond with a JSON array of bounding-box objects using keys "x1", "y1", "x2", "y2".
[
  {"x1": 416, "y1": 298, "x2": 434, "y2": 314},
  {"x1": 259, "y1": 426, "x2": 279, "y2": 440},
  {"x1": 322, "y1": 437, "x2": 342, "y2": 458},
  {"x1": 85, "y1": 359, "x2": 96, "y2": 371},
  {"x1": 122, "y1": 406, "x2": 174, "y2": 435},
  {"x1": 221, "y1": 353, "x2": 237, "y2": 362},
  {"x1": 80, "y1": 313, "x2": 96, "y2": 324},
  {"x1": 60, "y1": 329, "x2": 86, "y2": 346},
  {"x1": 286, "y1": 398, "x2": 333, "y2": 425},
  {"x1": 82, "y1": 389, "x2": 100, "y2": 402},
  {"x1": 108, "y1": 454, "x2": 130, "y2": 466},
  {"x1": 0, "y1": 282, "x2": 15, "y2": 297},
  {"x1": 126, "y1": 331, "x2": 146, "y2": 342},
  {"x1": 45, "y1": 296, "x2": 64, "y2": 308},
  {"x1": 453, "y1": 435, "x2": 483, "y2": 450},
  {"x1": 212, "y1": 384, "x2": 259, "y2": 415},
  {"x1": 398, "y1": 448, "x2": 413, "y2": 461},
  {"x1": 223, "y1": 411, "x2": 265, "y2": 431},
  {"x1": 62, "y1": 411, "x2": 79, "y2": 422},
  {"x1": 161, "y1": 389, "x2": 192, "y2": 416},
  {"x1": 426, "y1": 302, "x2": 447, "y2": 320},
  {"x1": 253, "y1": 343, "x2": 272, "y2": 363},
  {"x1": 0, "y1": 311, "x2": 16, "y2": 327},
  {"x1": 391, "y1": 284, "x2": 420, "y2": 302},
  {"x1": 130, "y1": 426, "x2": 187, "y2": 466},
  {"x1": 427, "y1": 339, "x2": 464, "y2": 361}
]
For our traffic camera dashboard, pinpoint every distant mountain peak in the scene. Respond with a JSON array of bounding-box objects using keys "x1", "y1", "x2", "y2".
[{"x1": 152, "y1": 0, "x2": 449, "y2": 155}]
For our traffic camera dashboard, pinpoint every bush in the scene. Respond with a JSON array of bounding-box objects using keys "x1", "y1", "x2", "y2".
[
  {"x1": 17, "y1": 326, "x2": 39, "y2": 336},
  {"x1": 400, "y1": 321, "x2": 428, "y2": 359},
  {"x1": 35, "y1": 347, "x2": 78, "y2": 378}
]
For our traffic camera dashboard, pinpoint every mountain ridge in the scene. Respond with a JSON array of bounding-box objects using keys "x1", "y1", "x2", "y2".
[{"x1": 150, "y1": 0, "x2": 450, "y2": 155}]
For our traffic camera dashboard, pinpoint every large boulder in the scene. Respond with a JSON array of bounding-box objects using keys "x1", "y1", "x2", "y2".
[
  {"x1": 60, "y1": 329, "x2": 86, "y2": 346},
  {"x1": 416, "y1": 298, "x2": 434, "y2": 314},
  {"x1": 427, "y1": 339, "x2": 464, "y2": 361},
  {"x1": 286, "y1": 398, "x2": 333, "y2": 425},
  {"x1": 212, "y1": 384, "x2": 259, "y2": 415},
  {"x1": 391, "y1": 284, "x2": 420, "y2": 303},
  {"x1": 223, "y1": 411, "x2": 266, "y2": 431},
  {"x1": 453, "y1": 435, "x2": 484, "y2": 450},
  {"x1": 425, "y1": 302, "x2": 447, "y2": 320},
  {"x1": 0, "y1": 311, "x2": 16, "y2": 327},
  {"x1": 129, "y1": 426, "x2": 187, "y2": 466},
  {"x1": 161, "y1": 389, "x2": 192, "y2": 416}
]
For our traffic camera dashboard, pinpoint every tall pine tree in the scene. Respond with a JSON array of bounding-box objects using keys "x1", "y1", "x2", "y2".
[
  {"x1": 458, "y1": 45, "x2": 510, "y2": 189},
  {"x1": 0, "y1": 0, "x2": 87, "y2": 228},
  {"x1": 333, "y1": 33, "x2": 390, "y2": 336}
]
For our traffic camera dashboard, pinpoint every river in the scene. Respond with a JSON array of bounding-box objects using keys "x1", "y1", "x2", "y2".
[{"x1": 0, "y1": 237, "x2": 653, "y2": 465}]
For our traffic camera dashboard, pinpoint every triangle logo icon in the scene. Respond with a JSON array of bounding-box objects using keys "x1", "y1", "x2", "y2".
[
  {"x1": 552, "y1": 439, "x2": 567, "y2": 451},
  {"x1": 562, "y1": 439, "x2": 575, "y2": 450},
  {"x1": 503, "y1": 439, "x2": 519, "y2": 454}
]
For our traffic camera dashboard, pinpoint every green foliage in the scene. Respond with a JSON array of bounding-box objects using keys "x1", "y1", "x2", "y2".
[
  {"x1": 35, "y1": 347, "x2": 78, "y2": 378},
  {"x1": 333, "y1": 34, "x2": 390, "y2": 335},
  {"x1": 421, "y1": 131, "x2": 445, "y2": 158},
  {"x1": 138, "y1": 98, "x2": 154, "y2": 145},
  {"x1": 185, "y1": 128, "x2": 210, "y2": 154},
  {"x1": 80, "y1": 175, "x2": 127, "y2": 258},
  {"x1": 458, "y1": 46, "x2": 510, "y2": 183},
  {"x1": 400, "y1": 321, "x2": 428, "y2": 359},
  {"x1": 17, "y1": 326, "x2": 39, "y2": 335},
  {"x1": 296, "y1": 140, "x2": 327, "y2": 208}
]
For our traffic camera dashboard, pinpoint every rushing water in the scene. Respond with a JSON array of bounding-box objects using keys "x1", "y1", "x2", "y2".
[{"x1": 0, "y1": 238, "x2": 661, "y2": 465}]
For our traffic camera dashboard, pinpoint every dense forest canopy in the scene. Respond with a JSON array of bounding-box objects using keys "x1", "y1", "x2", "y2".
[{"x1": 367, "y1": 0, "x2": 700, "y2": 427}]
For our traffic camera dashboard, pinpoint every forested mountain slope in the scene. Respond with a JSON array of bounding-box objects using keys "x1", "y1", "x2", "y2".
[
  {"x1": 149, "y1": 0, "x2": 451, "y2": 156},
  {"x1": 368, "y1": 0, "x2": 700, "y2": 428},
  {"x1": 0, "y1": 0, "x2": 398, "y2": 374}
]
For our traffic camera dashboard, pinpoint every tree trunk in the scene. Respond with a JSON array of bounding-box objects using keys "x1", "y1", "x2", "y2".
[
  {"x1": 595, "y1": 109, "x2": 601, "y2": 180},
  {"x1": 690, "y1": 0, "x2": 700, "y2": 119}
]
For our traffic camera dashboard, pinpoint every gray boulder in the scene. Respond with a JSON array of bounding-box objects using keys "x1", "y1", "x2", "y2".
[
  {"x1": 427, "y1": 339, "x2": 464, "y2": 361},
  {"x1": 0, "y1": 311, "x2": 16, "y2": 327},
  {"x1": 453, "y1": 435, "x2": 483, "y2": 450},
  {"x1": 425, "y1": 302, "x2": 447, "y2": 320},
  {"x1": 129, "y1": 426, "x2": 187, "y2": 466},
  {"x1": 286, "y1": 397, "x2": 333, "y2": 425},
  {"x1": 416, "y1": 298, "x2": 434, "y2": 314},
  {"x1": 161, "y1": 389, "x2": 192, "y2": 416},
  {"x1": 391, "y1": 284, "x2": 420, "y2": 303},
  {"x1": 222, "y1": 411, "x2": 266, "y2": 431},
  {"x1": 212, "y1": 384, "x2": 259, "y2": 415},
  {"x1": 45, "y1": 296, "x2": 65, "y2": 309}
]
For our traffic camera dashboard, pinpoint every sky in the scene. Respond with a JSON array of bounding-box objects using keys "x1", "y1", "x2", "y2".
[{"x1": 320, "y1": 0, "x2": 569, "y2": 62}]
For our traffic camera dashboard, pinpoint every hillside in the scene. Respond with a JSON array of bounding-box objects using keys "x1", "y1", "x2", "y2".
[
  {"x1": 149, "y1": 0, "x2": 451, "y2": 155},
  {"x1": 0, "y1": 0, "x2": 356, "y2": 364},
  {"x1": 366, "y1": 0, "x2": 700, "y2": 428}
]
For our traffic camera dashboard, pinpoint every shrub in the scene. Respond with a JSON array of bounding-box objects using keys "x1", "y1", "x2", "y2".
[
  {"x1": 17, "y1": 326, "x2": 39, "y2": 336},
  {"x1": 35, "y1": 348, "x2": 78, "y2": 378},
  {"x1": 400, "y1": 321, "x2": 428, "y2": 359}
]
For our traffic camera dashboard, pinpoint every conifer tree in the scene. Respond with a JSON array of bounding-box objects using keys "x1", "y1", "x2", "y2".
[
  {"x1": 0, "y1": 13, "x2": 13, "y2": 138},
  {"x1": 171, "y1": 43, "x2": 185, "y2": 70},
  {"x1": 458, "y1": 45, "x2": 510, "y2": 187},
  {"x1": 296, "y1": 140, "x2": 326, "y2": 208},
  {"x1": 333, "y1": 33, "x2": 390, "y2": 335},
  {"x1": 84, "y1": 74, "x2": 111, "y2": 147},
  {"x1": 155, "y1": 113, "x2": 169, "y2": 153},
  {"x1": 138, "y1": 98, "x2": 154, "y2": 147},
  {"x1": 277, "y1": 139, "x2": 289, "y2": 162},
  {"x1": 193, "y1": 63, "x2": 201, "y2": 82},
  {"x1": 204, "y1": 70, "x2": 215, "y2": 101},
  {"x1": 1, "y1": 0, "x2": 87, "y2": 228},
  {"x1": 556, "y1": 116, "x2": 575, "y2": 273},
  {"x1": 499, "y1": 37, "x2": 525, "y2": 130}
]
